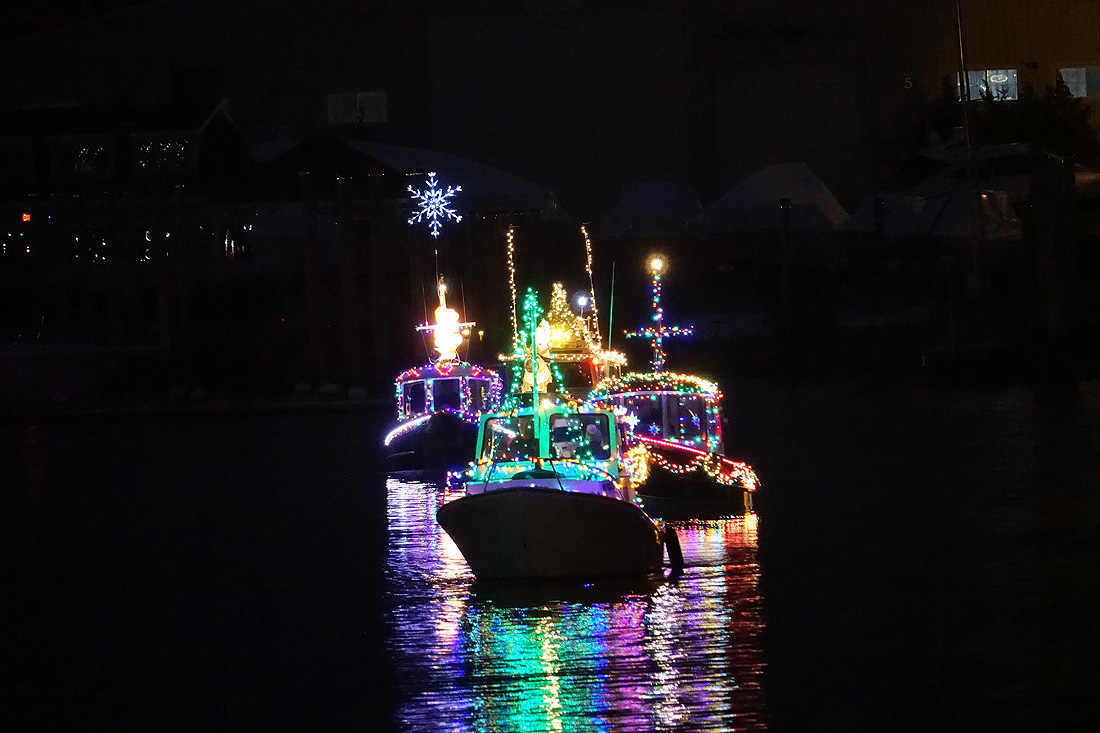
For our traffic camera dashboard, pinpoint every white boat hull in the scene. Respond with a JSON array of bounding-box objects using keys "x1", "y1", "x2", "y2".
[{"x1": 437, "y1": 486, "x2": 665, "y2": 580}]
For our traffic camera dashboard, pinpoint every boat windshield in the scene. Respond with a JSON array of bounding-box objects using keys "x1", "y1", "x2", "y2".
[
  {"x1": 611, "y1": 391, "x2": 712, "y2": 446},
  {"x1": 671, "y1": 394, "x2": 708, "y2": 444},
  {"x1": 549, "y1": 412, "x2": 611, "y2": 460},
  {"x1": 481, "y1": 415, "x2": 537, "y2": 461},
  {"x1": 468, "y1": 378, "x2": 490, "y2": 412},
  {"x1": 433, "y1": 378, "x2": 462, "y2": 411},
  {"x1": 402, "y1": 380, "x2": 426, "y2": 416},
  {"x1": 554, "y1": 361, "x2": 597, "y2": 396}
]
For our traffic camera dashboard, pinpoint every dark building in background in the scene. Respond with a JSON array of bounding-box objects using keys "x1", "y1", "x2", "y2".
[
  {"x1": 2, "y1": 0, "x2": 1099, "y2": 402},
  {"x1": 9, "y1": 2, "x2": 1100, "y2": 214}
]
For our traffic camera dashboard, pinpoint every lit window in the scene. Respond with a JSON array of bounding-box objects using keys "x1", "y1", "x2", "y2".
[
  {"x1": 1061, "y1": 67, "x2": 1087, "y2": 97},
  {"x1": 49, "y1": 135, "x2": 113, "y2": 177},
  {"x1": 135, "y1": 136, "x2": 192, "y2": 173},
  {"x1": 957, "y1": 69, "x2": 1018, "y2": 101},
  {"x1": 1058, "y1": 66, "x2": 1100, "y2": 98},
  {"x1": 74, "y1": 143, "x2": 108, "y2": 173}
]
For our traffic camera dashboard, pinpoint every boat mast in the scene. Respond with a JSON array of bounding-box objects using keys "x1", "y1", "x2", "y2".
[
  {"x1": 522, "y1": 287, "x2": 542, "y2": 412},
  {"x1": 507, "y1": 226, "x2": 519, "y2": 350},
  {"x1": 580, "y1": 224, "x2": 601, "y2": 344},
  {"x1": 625, "y1": 255, "x2": 693, "y2": 373}
]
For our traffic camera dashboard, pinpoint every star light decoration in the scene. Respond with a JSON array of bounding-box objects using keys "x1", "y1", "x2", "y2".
[{"x1": 407, "y1": 171, "x2": 463, "y2": 238}]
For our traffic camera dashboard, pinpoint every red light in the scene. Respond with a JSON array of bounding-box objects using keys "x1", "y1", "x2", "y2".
[{"x1": 22, "y1": 213, "x2": 31, "y2": 222}]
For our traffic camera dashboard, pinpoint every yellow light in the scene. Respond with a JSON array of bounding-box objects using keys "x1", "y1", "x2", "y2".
[
  {"x1": 549, "y1": 326, "x2": 569, "y2": 346},
  {"x1": 580, "y1": 224, "x2": 601, "y2": 344},
  {"x1": 433, "y1": 305, "x2": 463, "y2": 361},
  {"x1": 507, "y1": 227, "x2": 518, "y2": 345},
  {"x1": 648, "y1": 254, "x2": 665, "y2": 274}
]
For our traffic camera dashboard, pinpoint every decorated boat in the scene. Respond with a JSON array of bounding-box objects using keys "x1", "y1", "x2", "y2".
[
  {"x1": 498, "y1": 281, "x2": 625, "y2": 399},
  {"x1": 589, "y1": 255, "x2": 760, "y2": 519},
  {"x1": 438, "y1": 286, "x2": 678, "y2": 581},
  {"x1": 589, "y1": 371, "x2": 759, "y2": 519},
  {"x1": 384, "y1": 277, "x2": 503, "y2": 473}
]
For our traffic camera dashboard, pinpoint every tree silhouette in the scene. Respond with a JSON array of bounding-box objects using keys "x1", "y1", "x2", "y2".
[{"x1": 927, "y1": 73, "x2": 1100, "y2": 165}]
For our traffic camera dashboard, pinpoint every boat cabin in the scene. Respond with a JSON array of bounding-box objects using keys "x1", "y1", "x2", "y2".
[
  {"x1": 464, "y1": 404, "x2": 635, "y2": 501},
  {"x1": 590, "y1": 372, "x2": 725, "y2": 455},
  {"x1": 479, "y1": 409, "x2": 616, "y2": 463},
  {"x1": 394, "y1": 361, "x2": 502, "y2": 423}
]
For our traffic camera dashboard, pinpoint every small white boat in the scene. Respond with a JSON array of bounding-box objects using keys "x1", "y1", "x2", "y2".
[{"x1": 438, "y1": 400, "x2": 675, "y2": 580}]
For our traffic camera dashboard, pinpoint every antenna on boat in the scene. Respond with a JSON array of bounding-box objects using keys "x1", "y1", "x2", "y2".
[
  {"x1": 459, "y1": 279, "x2": 470, "y2": 361},
  {"x1": 607, "y1": 261, "x2": 615, "y2": 354},
  {"x1": 419, "y1": 279, "x2": 432, "y2": 360},
  {"x1": 520, "y1": 287, "x2": 545, "y2": 411}
]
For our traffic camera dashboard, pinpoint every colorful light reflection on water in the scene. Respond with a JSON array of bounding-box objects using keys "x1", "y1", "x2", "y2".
[{"x1": 385, "y1": 477, "x2": 768, "y2": 732}]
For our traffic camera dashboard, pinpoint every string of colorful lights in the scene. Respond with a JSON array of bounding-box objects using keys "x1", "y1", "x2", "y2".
[
  {"x1": 580, "y1": 224, "x2": 601, "y2": 345},
  {"x1": 635, "y1": 435, "x2": 759, "y2": 490},
  {"x1": 623, "y1": 255, "x2": 693, "y2": 372},
  {"x1": 507, "y1": 226, "x2": 518, "y2": 347}
]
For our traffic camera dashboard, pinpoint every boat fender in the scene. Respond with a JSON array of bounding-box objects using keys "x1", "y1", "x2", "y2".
[{"x1": 664, "y1": 525, "x2": 683, "y2": 570}]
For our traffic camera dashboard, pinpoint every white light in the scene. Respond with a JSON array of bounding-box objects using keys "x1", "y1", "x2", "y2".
[
  {"x1": 383, "y1": 413, "x2": 433, "y2": 446},
  {"x1": 407, "y1": 171, "x2": 463, "y2": 238}
]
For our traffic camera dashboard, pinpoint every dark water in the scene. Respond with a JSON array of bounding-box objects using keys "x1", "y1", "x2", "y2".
[
  {"x1": 4, "y1": 374, "x2": 1100, "y2": 731},
  {"x1": 387, "y1": 478, "x2": 765, "y2": 732}
]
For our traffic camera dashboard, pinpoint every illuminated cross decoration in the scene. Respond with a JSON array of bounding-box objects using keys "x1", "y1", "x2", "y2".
[
  {"x1": 625, "y1": 254, "x2": 693, "y2": 372},
  {"x1": 407, "y1": 171, "x2": 462, "y2": 238}
]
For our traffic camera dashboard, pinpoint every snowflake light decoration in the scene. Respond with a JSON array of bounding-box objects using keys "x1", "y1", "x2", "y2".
[{"x1": 407, "y1": 171, "x2": 463, "y2": 238}]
